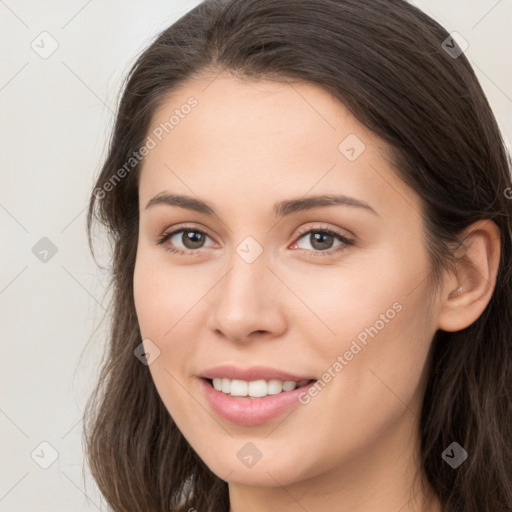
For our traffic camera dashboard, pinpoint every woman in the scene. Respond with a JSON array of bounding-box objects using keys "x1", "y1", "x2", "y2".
[{"x1": 84, "y1": 0, "x2": 512, "y2": 510}]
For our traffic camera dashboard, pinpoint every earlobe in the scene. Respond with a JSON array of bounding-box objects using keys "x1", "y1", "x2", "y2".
[{"x1": 437, "y1": 219, "x2": 501, "y2": 333}]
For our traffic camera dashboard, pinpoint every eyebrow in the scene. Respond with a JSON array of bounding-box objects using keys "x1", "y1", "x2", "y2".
[{"x1": 145, "y1": 193, "x2": 379, "y2": 217}]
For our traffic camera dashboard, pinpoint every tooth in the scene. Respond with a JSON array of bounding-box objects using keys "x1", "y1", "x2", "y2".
[
  {"x1": 211, "y1": 377, "x2": 307, "y2": 397},
  {"x1": 230, "y1": 379, "x2": 248, "y2": 396},
  {"x1": 266, "y1": 379, "x2": 283, "y2": 395},
  {"x1": 221, "y1": 378, "x2": 231, "y2": 394},
  {"x1": 248, "y1": 380, "x2": 267, "y2": 397},
  {"x1": 282, "y1": 380, "x2": 297, "y2": 392}
]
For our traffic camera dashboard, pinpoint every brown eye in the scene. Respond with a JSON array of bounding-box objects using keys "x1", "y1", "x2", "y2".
[
  {"x1": 156, "y1": 227, "x2": 214, "y2": 254},
  {"x1": 291, "y1": 227, "x2": 354, "y2": 256}
]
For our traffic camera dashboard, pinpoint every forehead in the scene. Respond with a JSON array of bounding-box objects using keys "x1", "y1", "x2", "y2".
[
  {"x1": 147, "y1": 74, "x2": 371, "y2": 158},
  {"x1": 138, "y1": 74, "x2": 419, "y2": 221}
]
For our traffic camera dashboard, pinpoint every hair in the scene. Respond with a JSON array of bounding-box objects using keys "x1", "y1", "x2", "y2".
[{"x1": 83, "y1": 0, "x2": 512, "y2": 510}]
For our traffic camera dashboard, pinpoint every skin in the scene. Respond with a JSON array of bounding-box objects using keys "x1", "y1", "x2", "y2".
[{"x1": 133, "y1": 72, "x2": 500, "y2": 512}]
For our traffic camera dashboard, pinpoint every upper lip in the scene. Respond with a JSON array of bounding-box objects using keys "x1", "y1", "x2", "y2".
[{"x1": 200, "y1": 365, "x2": 316, "y2": 382}]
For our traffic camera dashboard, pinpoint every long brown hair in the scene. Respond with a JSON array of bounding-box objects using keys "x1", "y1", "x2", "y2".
[{"x1": 83, "y1": 0, "x2": 512, "y2": 510}]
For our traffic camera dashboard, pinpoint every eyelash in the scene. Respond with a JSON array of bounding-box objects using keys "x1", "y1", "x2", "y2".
[{"x1": 155, "y1": 224, "x2": 355, "y2": 257}]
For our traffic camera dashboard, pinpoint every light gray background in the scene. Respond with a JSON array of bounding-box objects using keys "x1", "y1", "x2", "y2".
[{"x1": 1, "y1": 1, "x2": 511, "y2": 510}]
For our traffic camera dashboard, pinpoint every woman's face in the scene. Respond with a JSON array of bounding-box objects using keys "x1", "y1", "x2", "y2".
[{"x1": 133, "y1": 74, "x2": 442, "y2": 489}]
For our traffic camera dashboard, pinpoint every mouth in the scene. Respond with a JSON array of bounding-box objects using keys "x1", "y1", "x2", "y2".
[{"x1": 199, "y1": 377, "x2": 318, "y2": 426}]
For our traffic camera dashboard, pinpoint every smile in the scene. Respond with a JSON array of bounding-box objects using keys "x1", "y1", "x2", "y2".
[{"x1": 200, "y1": 377, "x2": 317, "y2": 426}]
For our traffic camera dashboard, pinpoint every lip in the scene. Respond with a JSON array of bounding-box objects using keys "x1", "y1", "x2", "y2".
[
  {"x1": 200, "y1": 364, "x2": 316, "y2": 382},
  {"x1": 199, "y1": 377, "x2": 317, "y2": 426}
]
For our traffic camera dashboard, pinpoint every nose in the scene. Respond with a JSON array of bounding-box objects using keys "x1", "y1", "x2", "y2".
[{"x1": 206, "y1": 247, "x2": 288, "y2": 344}]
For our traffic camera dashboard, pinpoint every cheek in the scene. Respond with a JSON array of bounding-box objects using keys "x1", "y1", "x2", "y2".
[
  {"x1": 133, "y1": 248, "x2": 206, "y2": 339},
  {"x1": 281, "y1": 292, "x2": 435, "y2": 481},
  {"x1": 133, "y1": 247, "x2": 210, "y2": 388},
  {"x1": 293, "y1": 247, "x2": 434, "y2": 426},
  {"x1": 282, "y1": 246, "x2": 424, "y2": 355},
  {"x1": 133, "y1": 252, "x2": 203, "y2": 431},
  {"x1": 316, "y1": 280, "x2": 434, "y2": 431}
]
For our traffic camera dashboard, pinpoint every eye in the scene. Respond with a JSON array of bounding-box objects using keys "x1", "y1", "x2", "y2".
[
  {"x1": 290, "y1": 226, "x2": 354, "y2": 256},
  {"x1": 155, "y1": 226, "x2": 215, "y2": 255}
]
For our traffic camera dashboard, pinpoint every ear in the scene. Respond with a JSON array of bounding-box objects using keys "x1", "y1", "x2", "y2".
[{"x1": 437, "y1": 219, "x2": 501, "y2": 332}]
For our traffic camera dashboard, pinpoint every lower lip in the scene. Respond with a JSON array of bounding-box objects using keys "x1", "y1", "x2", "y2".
[{"x1": 199, "y1": 378, "x2": 317, "y2": 426}]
